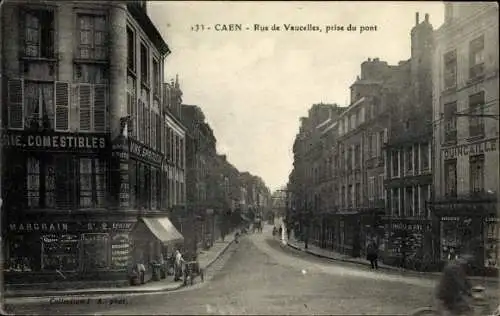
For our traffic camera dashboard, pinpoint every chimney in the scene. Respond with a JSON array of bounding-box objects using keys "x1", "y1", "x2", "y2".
[
  {"x1": 416, "y1": 12, "x2": 419, "y2": 25},
  {"x1": 425, "y1": 13, "x2": 429, "y2": 23}
]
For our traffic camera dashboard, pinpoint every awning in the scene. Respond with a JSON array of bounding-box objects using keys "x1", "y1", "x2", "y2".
[{"x1": 139, "y1": 217, "x2": 184, "y2": 246}]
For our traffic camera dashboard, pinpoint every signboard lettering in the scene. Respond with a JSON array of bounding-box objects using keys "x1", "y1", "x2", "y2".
[
  {"x1": 442, "y1": 138, "x2": 498, "y2": 159},
  {"x1": 3, "y1": 132, "x2": 107, "y2": 151},
  {"x1": 129, "y1": 140, "x2": 163, "y2": 165},
  {"x1": 9, "y1": 223, "x2": 68, "y2": 232}
]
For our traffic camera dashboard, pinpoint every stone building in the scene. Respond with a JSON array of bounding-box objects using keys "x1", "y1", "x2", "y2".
[
  {"x1": 429, "y1": 3, "x2": 499, "y2": 274},
  {"x1": 383, "y1": 13, "x2": 435, "y2": 267},
  {"x1": 1, "y1": 1, "x2": 184, "y2": 284}
]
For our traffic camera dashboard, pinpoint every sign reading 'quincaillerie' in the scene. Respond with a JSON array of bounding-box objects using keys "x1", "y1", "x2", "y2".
[
  {"x1": 442, "y1": 138, "x2": 497, "y2": 159},
  {"x1": 3, "y1": 132, "x2": 108, "y2": 152}
]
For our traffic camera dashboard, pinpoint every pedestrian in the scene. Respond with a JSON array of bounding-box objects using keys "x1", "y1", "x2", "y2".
[
  {"x1": 137, "y1": 261, "x2": 146, "y2": 284},
  {"x1": 174, "y1": 249, "x2": 185, "y2": 281},
  {"x1": 279, "y1": 226, "x2": 283, "y2": 238},
  {"x1": 366, "y1": 239, "x2": 379, "y2": 270}
]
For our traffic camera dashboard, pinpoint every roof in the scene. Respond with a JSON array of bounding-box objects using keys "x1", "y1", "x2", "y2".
[{"x1": 127, "y1": 3, "x2": 171, "y2": 56}]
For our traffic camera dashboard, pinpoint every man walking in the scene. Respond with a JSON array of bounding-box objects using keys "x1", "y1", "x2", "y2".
[{"x1": 366, "y1": 239, "x2": 379, "y2": 270}]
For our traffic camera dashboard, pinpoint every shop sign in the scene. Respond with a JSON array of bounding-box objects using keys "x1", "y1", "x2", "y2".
[
  {"x1": 129, "y1": 139, "x2": 163, "y2": 165},
  {"x1": 9, "y1": 222, "x2": 134, "y2": 233},
  {"x1": 3, "y1": 132, "x2": 108, "y2": 152},
  {"x1": 9, "y1": 223, "x2": 68, "y2": 232},
  {"x1": 442, "y1": 138, "x2": 497, "y2": 159},
  {"x1": 485, "y1": 217, "x2": 499, "y2": 223},
  {"x1": 85, "y1": 222, "x2": 134, "y2": 231},
  {"x1": 390, "y1": 222, "x2": 431, "y2": 232}
]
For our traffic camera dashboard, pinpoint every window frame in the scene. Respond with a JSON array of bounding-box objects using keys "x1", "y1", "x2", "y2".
[
  {"x1": 21, "y1": 8, "x2": 55, "y2": 59},
  {"x1": 469, "y1": 35, "x2": 485, "y2": 79},
  {"x1": 443, "y1": 49, "x2": 457, "y2": 89},
  {"x1": 444, "y1": 159, "x2": 457, "y2": 197},
  {"x1": 468, "y1": 91, "x2": 485, "y2": 138},
  {"x1": 469, "y1": 154, "x2": 485, "y2": 194},
  {"x1": 76, "y1": 13, "x2": 108, "y2": 61},
  {"x1": 140, "y1": 41, "x2": 150, "y2": 86},
  {"x1": 126, "y1": 26, "x2": 136, "y2": 73}
]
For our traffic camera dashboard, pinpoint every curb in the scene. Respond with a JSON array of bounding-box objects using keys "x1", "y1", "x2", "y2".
[
  {"x1": 285, "y1": 241, "x2": 499, "y2": 283},
  {"x1": 5, "y1": 240, "x2": 236, "y2": 300}
]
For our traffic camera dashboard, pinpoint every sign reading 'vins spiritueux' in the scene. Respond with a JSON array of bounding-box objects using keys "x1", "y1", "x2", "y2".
[{"x1": 129, "y1": 139, "x2": 163, "y2": 165}]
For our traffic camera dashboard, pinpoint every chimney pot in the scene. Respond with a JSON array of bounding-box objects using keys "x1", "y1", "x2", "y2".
[
  {"x1": 416, "y1": 12, "x2": 420, "y2": 25},
  {"x1": 425, "y1": 13, "x2": 429, "y2": 23}
]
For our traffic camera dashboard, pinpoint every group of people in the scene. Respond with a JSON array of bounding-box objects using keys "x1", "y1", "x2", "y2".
[{"x1": 131, "y1": 249, "x2": 187, "y2": 284}]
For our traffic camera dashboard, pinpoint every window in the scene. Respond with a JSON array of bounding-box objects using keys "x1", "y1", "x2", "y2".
[
  {"x1": 153, "y1": 59, "x2": 160, "y2": 97},
  {"x1": 140, "y1": 87, "x2": 150, "y2": 144},
  {"x1": 77, "y1": 84, "x2": 107, "y2": 132},
  {"x1": 23, "y1": 9, "x2": 54, "y2": 58},
  {"x1": 79, "y1": 158, "x2": 106, "y2": 208},
  {"x1": 468, "y1": 91, "x2": 485, "y2": 138},
  {"x1": 421, "y1": 143, "x2": 429, "y2": 171},
  {"x1": 354, "y1": 144, "x2": 361, "y2": 169},
  {"x1": 444, "y1": 159, "x2": 457, "y2": 197},
  {"x1": 470, "y1": 155, "x2": 485, "y2": 193},
  {"x1": 418, "y1": 185, "x2": 429, "y2": 217},
  {"x1": 469, "y1": 35, "x2": 484, "y2": 79},
  {"x1": 151, "y1": 167, "x2": 158, "y2": 210},
  {"x1": 378, "y1": 174, "x2": 385, "y2": 199},
  {"x1": 140, "y1": 43, "x2": 149, "y2": 85},
  {"x1": 77, "y1": 15, "x2": 107, "y2": 60},
  {"x1": 24, "y1": 81, "x2": 54, "y2": 130},
  {"x1": 378, "y1": 131, "x2": 384, "y2": 157},
  {"x1": 27, "y1": 157, "x2": 40, "y2": 207},
  {"x1": 413, "y1": 186, "x2": 419, "y2": 217},
  {"x1": 355, "y1": 183, "x2": 361, "y2": 207},
  {"x1": 127, "y1": 27, "x2": 135, "y2": 71},
  {"x1": 443, "y1": 50, "x2": 457, "y2": 89},
  {"x1": 391, "y1": 188, "x2": 399, "y2": 216},
  {"x1": 392, "y1": 150, "x2": 399, "y2": 178},
  {"x1": 127, "y1": 75, "x2": 137, "y2": 138},
  {"x1": 414, "y1": 144, "x2": 420, "y2": 175},
  {"x1": 406, "y1": 147, "x2": 413, "y2": 174},
  {"x1": 405, "y1": 187, "x2": 413, "y2": 217},
  {"x1": 347, "y1": 185, "x2": 352, "y2": 207},
  {"x1": 444, "y1": 101, "x2": 457, "y2": 144},
  {"x1": 129, "y1": 161, "x2": 137, "y2": 208},
  {"x1": 368, "y1": 177, "x2": 375, "y2": 201}
]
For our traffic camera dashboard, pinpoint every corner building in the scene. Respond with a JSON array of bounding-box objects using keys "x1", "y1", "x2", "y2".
[
  {"x1": 2, "y1": 1, "x2": 185, "y2": 284},
  {"x1": 429, "y1": 3, "x2": 499, "y2": 274}
]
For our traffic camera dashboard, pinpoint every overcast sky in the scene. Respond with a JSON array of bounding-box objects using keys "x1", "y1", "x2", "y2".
[{"x1": 148, "y1": 1, "x2": 445, "y2": 192}]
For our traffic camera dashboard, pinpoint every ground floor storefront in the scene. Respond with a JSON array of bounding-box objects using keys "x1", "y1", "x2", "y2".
[
  {"x1": 4, "y1": 212, "x2": 184, "y2": 284},
  {"x1": 428, "y1": 199, "x2": 499, "y2": 276}
]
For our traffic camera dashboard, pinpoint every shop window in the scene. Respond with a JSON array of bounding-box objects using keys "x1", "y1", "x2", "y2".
[
  {"x1": 27, "y1": 157, "x2": 40, "y2": 207},
  {"x1": 77, "y1": 14, "x2": 107, "y2": 60},
  {"x1": 469, "y1": 35, "x2": 484, "y2": 79},
  {"x1": 22, "y1": 9, "x2": 54, "y2": 58},
  {"x1": 6, "y1": 235, "x2": 41, "y2": 272},
  {"x1": 468, "y1": 91, "x2": 485, "y2": 138},
  {"x1": 41, "y1": 234, "x2": 79, "y2": 271},
  {"x1": 444, "y1": 159, "x2": 457, "y2": 197},
  {"x1": 81, "y1": 233, "x2": 110, "y2": 271},
  {"x1": 470, "y1": 155, "x2": 485, "y2": 194},
  {"x1": 484, "y1": 220, "x2": 499, "y2": 268},
  {"x1": 443, "y1": 50, "x2": 457, "y2": 89}
]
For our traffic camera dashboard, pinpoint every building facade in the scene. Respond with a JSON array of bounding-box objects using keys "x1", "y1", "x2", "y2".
[
  {"x1": 1, "y1": 1, "x2": 184, "y2": 283},
  {"x1": 430, "y1": 3, "x2": 499, "y2": 274},
  {"x1": 384, "y1": 13, "x2": 435, "y2": 267}
]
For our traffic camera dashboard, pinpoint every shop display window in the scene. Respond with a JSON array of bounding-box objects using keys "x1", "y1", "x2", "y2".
[
  {"x1": 41, "y1": 234, "x2": 79, "y2": 271},
  {"x1": 6, "y1": 235, "x2": 41, "y2": 272},
  {"x1": 484, "y1": 220, "x2": 499, "y2": 268},
  {"x1": 81, "y1": 233, "x2": 110, "y2": 271}
]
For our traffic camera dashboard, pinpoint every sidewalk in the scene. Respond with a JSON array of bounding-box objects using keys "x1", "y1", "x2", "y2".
[
  {"x1": 285, "y1": 238, "x2": 499, "y2": 285},
  {"x1": 4, "y1": 239, "x2": 234, "y2": 298}
]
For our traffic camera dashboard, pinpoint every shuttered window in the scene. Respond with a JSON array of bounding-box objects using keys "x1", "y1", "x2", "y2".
[
  {"x1": 77, "y1": 84, "x2": 107, "y2": 132},
  {"x1": 55, "y1": 82, "x2": 70, "y2": 131},
  {"x1": 8, "y1": 79, "x2": 25, "y2": 129}
]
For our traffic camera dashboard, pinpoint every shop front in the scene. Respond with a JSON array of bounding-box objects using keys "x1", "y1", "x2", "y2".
[
  {"x1": 359, "y1": 209, "x2": 385, "y2": 259},
  {"x1": 334, "y1": 211, "x2": 361, "y2": 257},
  {"x1": 429, "y1": 199, "x2": 498, "y2": 276},
  {"x1": 4, "y1": 217, "x2": 136, "y2": 283},
  {"x1": 381, "y1": 217, "x2": 434, "y2": 270},
  {"x1": 130, "y1": 216, "x2": 184, "y2": 265}
]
